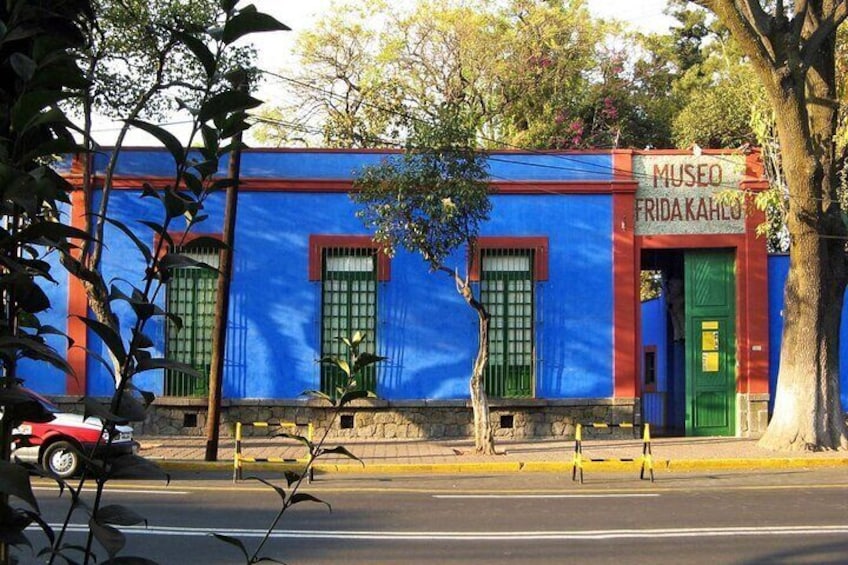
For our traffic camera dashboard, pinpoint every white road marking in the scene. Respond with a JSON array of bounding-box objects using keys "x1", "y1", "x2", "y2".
[
  {"x1": 433, "y1": 494, "x2": 660, "y2": 499},
  {"x1": 43, "y1": 523, "x2": 848, "y2": 541},
  {"x1": 33, "y1": 487, "x2": 190, "y2": 496}
]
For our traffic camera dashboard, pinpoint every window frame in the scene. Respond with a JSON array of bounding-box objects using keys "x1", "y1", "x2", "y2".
[
  {"x1": 161, "y1": 233, "x2": 223, "y2": 398},
  {"x1": 472, "y1": 237, "x2": 548, "y2": 400}
]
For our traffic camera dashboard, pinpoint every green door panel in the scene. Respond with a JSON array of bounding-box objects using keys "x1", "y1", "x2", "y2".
[{"x1": 685, "y1": 251, "x2": 736, "y2": 436}]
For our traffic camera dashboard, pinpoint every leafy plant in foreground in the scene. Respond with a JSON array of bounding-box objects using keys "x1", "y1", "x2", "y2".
[{"x1": 215, "y1": 331, "x2": 383, "y2": 564}]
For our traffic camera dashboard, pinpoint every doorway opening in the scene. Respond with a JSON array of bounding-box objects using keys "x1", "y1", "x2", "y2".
[{"x1": 640, "y1": 249, "x2": 737, "y2": 437}]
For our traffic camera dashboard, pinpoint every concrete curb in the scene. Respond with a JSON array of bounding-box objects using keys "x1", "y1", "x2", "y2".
[{"x1": 155, "y1": 457, "x2": 848, "y2": 475}]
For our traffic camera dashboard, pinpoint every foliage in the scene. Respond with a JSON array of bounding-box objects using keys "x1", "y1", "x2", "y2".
[
  {"x1": 694, "y1": 0, "x2": 848, "y2": 451},
  {"x1": 218, "y1": 331, "x2": 381, "y2": 564},
  {"x1": 353, "y1": 102, "x2": 497, "y2": 454},
  {"x1": 0, "y1": 1, "x2": 288, "y2": 563},
  {"x1": 255, "y1": 0, "x2": 673, "y2": 150},
  {"x1": 353, "y1": 104, "x2": 490, "y2": 268}
]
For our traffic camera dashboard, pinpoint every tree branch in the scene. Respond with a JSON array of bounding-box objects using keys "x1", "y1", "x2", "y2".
[{"x1": 800, "y1": 1, "x2": 848, "y2": 69}]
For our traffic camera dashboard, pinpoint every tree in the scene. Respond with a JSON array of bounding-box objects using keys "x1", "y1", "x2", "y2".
[
  {"x1": 352, "y1": 104, "x2": 496, "y2": 454},
  {"x1": 694, "y1": 0, "x2": 848, "y2": 451},
  {"x1": 256, "y1": 0, "x2": 668, "y2": 150},
  {"x1": 0, "y1": 1, "x2": 289, "y2": 561}
]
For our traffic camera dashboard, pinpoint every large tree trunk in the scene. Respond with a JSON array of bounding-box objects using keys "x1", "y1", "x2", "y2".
[{"x1": 758, "y1": 86, "x2": 848, "y2": 451}]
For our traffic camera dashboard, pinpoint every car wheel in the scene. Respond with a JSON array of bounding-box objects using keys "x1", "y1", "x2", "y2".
[{"x1": 43, "y1": 441, "x2": 81, "y2": 478}]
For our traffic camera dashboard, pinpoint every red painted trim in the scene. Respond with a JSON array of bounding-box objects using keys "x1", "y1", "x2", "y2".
[
  {"x1": 612, "y1": 150, "x2": 638, "y2": 398},
  {"x1": 68, "y1": 176, "x2": 639, "y2": 196},
  {"x1": 308, "y1": 235, "x2": 391, "y2": 282},
  {"x1": 66, "y1": 190, "x2": 88, "y2": 395},
  {"x1": 468, "y1": 237, "x2": 550, "y2": 281}
]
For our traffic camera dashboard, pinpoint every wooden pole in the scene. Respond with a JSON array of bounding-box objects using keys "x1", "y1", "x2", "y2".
[{"x1": 204, "y1": 82, "x2": 245, "y2": 461}]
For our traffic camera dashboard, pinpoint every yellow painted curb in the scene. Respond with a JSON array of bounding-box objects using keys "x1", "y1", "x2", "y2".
[
  {"x1": 156, "y1": 457, "x2": 848, "y2": 475},
  {"x1": 666, "y1": 458, "x2": 848, "y2": 471}
]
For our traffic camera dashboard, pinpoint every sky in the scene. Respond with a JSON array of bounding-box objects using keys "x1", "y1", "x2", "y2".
[{"x1": 93, "y1": 0, "x2": 676, "y2": 146}]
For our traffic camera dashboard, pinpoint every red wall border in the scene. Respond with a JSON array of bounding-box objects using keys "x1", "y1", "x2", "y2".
[
  {"x1": 66, "y1": 190, "x2": 88, "y2": 395},
  {"x1": 468, "y1": 236, "x2": 549, "y2": 282},
  {"x1": 612, "y1": 150, "x2": 638, "y2": 398},
  {"x1": 308, "y1": 235, "x2": 391, "y2": 282}
]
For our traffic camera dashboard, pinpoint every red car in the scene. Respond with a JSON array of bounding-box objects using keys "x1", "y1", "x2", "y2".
[{"x1": 9, "y1": 389, "x2": 138, "y2": 478}]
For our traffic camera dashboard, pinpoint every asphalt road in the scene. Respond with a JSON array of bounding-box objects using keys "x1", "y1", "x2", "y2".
[{"x1": 16, "y1": 468, "x2": 848, "y2": 564}]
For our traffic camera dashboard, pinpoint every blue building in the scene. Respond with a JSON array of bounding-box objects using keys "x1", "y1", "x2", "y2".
[{"x1": 34, "y1": 147, "x2": 843, "y2": 439}]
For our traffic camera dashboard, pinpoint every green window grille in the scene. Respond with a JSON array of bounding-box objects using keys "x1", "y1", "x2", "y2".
[
  {"x1": 320, "y1": 248, "x2": 377, "y2": 397},
  {"x1": 481, "y1": 249, "x2": 534, "y2": 398},
  {"x1": 165, "y1": 246, "x2": 219, "y2": 397}
]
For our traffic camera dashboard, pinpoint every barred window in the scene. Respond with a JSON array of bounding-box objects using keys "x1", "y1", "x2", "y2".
[
  {"x1": 320, "y1": 248, "x2": 377, "y2": 397},
  {"x1": 481, "y1": 249, "x2": 534, "y2": 398},
  {"x1": 165, "y1": 246, "x2": 219, "y2": 397}
]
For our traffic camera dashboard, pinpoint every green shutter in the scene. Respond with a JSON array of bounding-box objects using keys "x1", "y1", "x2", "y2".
[
  {"x1": 165, "y1": 247, "x2": 219, "y2": 397},
  {"x1": 320, "y1": 248, "x2": 377, "y2": 397},
  {"x1": 481, "y1": 250, "x2": 534, "y2": 398}
]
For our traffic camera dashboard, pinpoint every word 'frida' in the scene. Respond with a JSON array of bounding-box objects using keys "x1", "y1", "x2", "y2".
[
  {"x1": 653, "y1": 163, "x2": 724, "y2": 188},
  {"x1": 636, "y1": 197, "x2": 742, "y2": 223}
]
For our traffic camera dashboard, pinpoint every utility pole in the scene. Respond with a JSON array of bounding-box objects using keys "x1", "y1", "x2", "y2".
[{"x1": 205, "y1": 77, "x2": 245, "y2": 461}]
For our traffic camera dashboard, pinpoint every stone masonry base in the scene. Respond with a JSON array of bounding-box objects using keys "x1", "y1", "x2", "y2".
[{"x1": 54, "y1": 397, "x2": 641, "y2": 441}]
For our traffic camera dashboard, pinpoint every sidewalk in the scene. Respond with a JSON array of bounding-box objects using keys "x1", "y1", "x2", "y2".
[{"x1": 137, "y1": 433, "x2": 848, "y2": 475}]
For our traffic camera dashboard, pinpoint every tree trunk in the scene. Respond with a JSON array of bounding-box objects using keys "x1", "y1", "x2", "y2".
[
  {"x1": 470, "y1": 299, "x2": 495, "y2": 454},
  {"x1": 758, "y1": 92, "x2": 848, "y2": 451},
  {"x1": 447, "y1": 269, "x2": 495, "y2": 455}
]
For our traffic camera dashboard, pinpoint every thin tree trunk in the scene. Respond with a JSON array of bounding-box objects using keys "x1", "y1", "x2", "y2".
[{"x1": 443, "y1": 268, "x2": 495, "y2": 455}]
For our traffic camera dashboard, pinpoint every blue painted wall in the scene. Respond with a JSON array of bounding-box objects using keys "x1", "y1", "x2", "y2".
[
  {"x1": 82, "y1": 149, "x2": 617, "y2": 401},
  {"x1": 640, "y1": 296, "x2": 668, "y2": 393},
  {"x1": 19, "y1": 203, "x2": 72, "y2": 394},
  {"x1": 767, "y1": 255, "x2": 848, "y2": 411}
]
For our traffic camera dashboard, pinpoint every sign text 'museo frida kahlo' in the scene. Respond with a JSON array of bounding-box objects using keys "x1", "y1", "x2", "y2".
[{"x1": 632, "y1": 154, "x2": 746, "y2": 236}]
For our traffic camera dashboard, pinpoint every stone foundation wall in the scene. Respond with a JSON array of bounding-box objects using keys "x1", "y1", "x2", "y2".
[
  {"x1": 738, "y1": 393, "x2": 770, "y2": 437},
  {"x1": 54, "y1": 397, "x2": 640, "y2": 440}
]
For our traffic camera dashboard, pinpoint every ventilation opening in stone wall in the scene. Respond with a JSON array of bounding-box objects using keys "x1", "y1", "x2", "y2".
[
  {"x1": 340, "y1": 414, "x2": 355, "y2": 429},
  {"x1": 500, "y1": 414, "x2": 514, "y2": 429}
]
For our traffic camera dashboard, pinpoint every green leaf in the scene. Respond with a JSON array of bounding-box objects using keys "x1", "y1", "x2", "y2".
[
  {"x1": 222, "y1": 7, "x2": 290, "y2": 45},
  {"x1": 0, "y1": 335, "x2": 73, "y2": 374},
  {"x1": 103, "y1": 216, "x2": 153, "y2": 265},
  {"x1": 245, "y1": 476, "x2": 286, "y2": 502},
  {"x1": 319, "y1": 356, "x2": 351, "y2": 378},
  {"x1": 11, "y1": 90, "x2": 65, "y2": 131},
  {"x1": 96, "y1": 505, "x2": 148, "y2": 527},
  {"x1": 126, "y1": 119, "x2": 185, "y2": 164},
  {"x1": 10, "y1": 52, "x2": 36, "y2": 80},
  {"x1": 77, "y1": 317, "x2": 126, "y2": 367},
  {"x1": 182, "y1": 236, "x2": 227, "y2": 251},
  {"x1": 283, "y1": 470, "x2": 301, "y2": 487},
  {"x1": 316, "y1": 446, "x2": 364, "y2": 466},
  {"x1": 172, "y1": 30, "x2": 216, "y2": 78},
  {"x1": 353, "y1": 353, "x2": 387, "y2": 374},
  {"x1": 198, "y1": 90, "x2": 263, "y2": 123},
  {"x1": 0, "y1": 460, "x2": 40, "y2": 511},
  {"x1": 212, "y1": 533, "x2": 249, "y2": 562},
  {"x1": 338, "y1": 390, "x2": 374, "y2": 407},
  {"x1": 89, "y1": 517, "x2": 125, "y2": 558},
  {"x1": 289, "y1": 493, "x2": 331, "y2": 512},
  {"x1": 276, "y1": 432, "x2": 314, "y2": 453},
  {"x1": 115, "y1": 392, "x2": 147, "y2": 422},
  {"x1": 302, "y1": 389, "x2": 334, "y2": 405},
  {"x1": 83, "y1": 397, "x2": 127, "y2": 425},
  {"x1": 17, "y1": 221, "x2": 91, "y2": 245},
  {"x1": 135, "y1": 357, "x2": 201, "y2": 378}
]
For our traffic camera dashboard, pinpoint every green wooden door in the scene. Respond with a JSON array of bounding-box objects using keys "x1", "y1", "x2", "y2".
[{"x1": 684, "y1": 251, "x2": 736, "y2": 436}]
